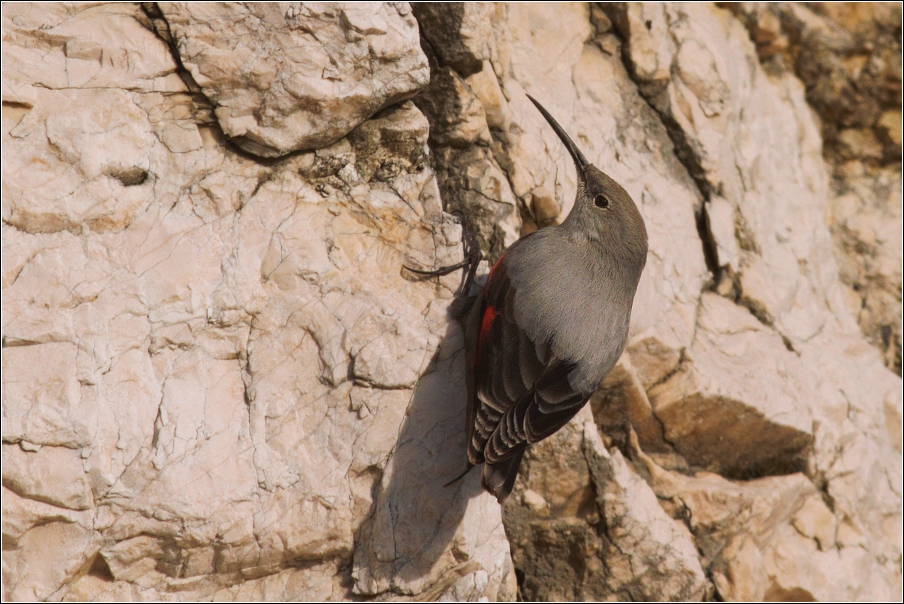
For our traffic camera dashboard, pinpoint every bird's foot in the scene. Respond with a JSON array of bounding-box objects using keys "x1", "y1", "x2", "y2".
[{"x1": 404, "y1": 211, "x2": 483, "y2": 295}]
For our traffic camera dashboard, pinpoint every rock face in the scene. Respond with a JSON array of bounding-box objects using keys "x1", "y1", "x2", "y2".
[
  {"x1": 2, "y1": 2, "x2": 901, "y2": 602},
  {"x1": 158, "y1": 3, "x2": 430, "y2": 157},
  {"x1": 725, "y1": 2, "x2": 903, "y2": 376},
  {"x1": 3, "y1": 4, "x2": 505, "y2": 601}
]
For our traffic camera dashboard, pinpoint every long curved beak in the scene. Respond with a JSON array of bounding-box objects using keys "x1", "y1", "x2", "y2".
[{"x1": 526, "y1": 94, "x2": 589, "y2": 174}]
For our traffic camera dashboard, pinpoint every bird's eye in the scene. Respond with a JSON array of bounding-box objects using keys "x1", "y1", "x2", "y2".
[{"x1": 594, "y1": 194, "x2": 610, "y2": 209}]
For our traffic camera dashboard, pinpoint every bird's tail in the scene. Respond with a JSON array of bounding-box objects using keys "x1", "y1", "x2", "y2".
[{"x1": 481, "y1": 449, "x2": 526, "y2": 503}]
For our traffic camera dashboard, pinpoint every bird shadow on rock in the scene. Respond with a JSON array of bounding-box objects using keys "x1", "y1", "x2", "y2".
[{"x1": 352, "y1": 300, "x2": 492, "y2": 598}]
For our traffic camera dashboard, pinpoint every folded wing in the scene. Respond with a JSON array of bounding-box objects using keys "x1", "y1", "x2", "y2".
[{"x1": 467, "y1": 254, "x2": 591, "y2": 500}]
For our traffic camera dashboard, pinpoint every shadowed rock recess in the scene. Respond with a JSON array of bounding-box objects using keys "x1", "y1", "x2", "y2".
[{"x1": 1, "y1": 3, "x2": 900, "y2": 602}]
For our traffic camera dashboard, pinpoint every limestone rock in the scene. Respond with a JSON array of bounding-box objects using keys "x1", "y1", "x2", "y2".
[
  {"x1": 412, "y1": 3, "x2": 496, "y2": 77},
  {"x1": 503, "y1": 408, "x2": 708, "y2": 601},
  {"x1": 1, "y1": 4, "x2": 498, "y2": 600},
  {"x1": 2, "y1": 444, "x2": 94, "y2": 510},
  {"x1": 643, "y1": 456, "x2": 900, "y2": 601},
  {"x1": 426, "y1": 2, "x2": 899, "y2": 597},
  {"x1": 648, "y1": 293, "x2": 814, "y2": 476},
  {"x1": 2, "y1": 2, "x2": 901, "y2": 602},
  {"x1": 352, "y1": 352, "x2": 513, "y2": 600},
  {"x1": 415, "y1": 65, "x2": 490, "y2": 149},
  {"x1": 159, "y1": 3, "x2": 430, "y2": 157},
  {"x1": 725, "y1": 2, "x2": 903, "y2": 374},
  {"x1": 412, "y1": 10, "x2": 520, "y2": 261}
]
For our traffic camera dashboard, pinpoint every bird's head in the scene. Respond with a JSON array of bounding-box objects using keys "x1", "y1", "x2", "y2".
[{"x1": 527, "y1": 95, "x2": 648, "y2": 269}]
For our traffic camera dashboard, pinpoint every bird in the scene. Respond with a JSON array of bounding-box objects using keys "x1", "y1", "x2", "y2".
[{"x1": 408, "y1": 95, "x2": 648, "y2": 502}]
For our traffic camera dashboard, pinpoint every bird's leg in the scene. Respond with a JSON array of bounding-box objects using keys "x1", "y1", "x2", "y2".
[{"x1": 405, "y1": 212, "x2": 483, "y2": 296}]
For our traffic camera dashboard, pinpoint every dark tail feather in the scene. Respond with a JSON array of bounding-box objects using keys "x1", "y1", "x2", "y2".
[
  {"x1": 481, "y1": 449, "x2": 526, "y2": 503},
  {"x1": 444, "y1": 462, "x2": 476, "y2": 487}
]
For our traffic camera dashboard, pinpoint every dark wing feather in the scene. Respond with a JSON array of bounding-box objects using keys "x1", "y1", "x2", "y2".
[
  {"x1": 467, "y1": 249, "x2": 590, "y2": 494},
  {"x1": 484, "y1": 360, "x2": 587, "y2": 464}
]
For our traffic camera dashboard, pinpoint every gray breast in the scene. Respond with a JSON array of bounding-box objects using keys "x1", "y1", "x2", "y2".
[{"x1": 506, "y1": 230, "x2": 637, "y2": 394}]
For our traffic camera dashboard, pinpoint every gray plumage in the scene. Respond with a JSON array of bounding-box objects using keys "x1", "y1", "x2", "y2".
[{"x1": 459, "y1": 96, "x2": 648, "y2": 502}]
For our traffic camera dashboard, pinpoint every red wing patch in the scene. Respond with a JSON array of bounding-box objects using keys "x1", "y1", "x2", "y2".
[{"x1": 477, "y1": 304, "x2": 497, "y2": 353}]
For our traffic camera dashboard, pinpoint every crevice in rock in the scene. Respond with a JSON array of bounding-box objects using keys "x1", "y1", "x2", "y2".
[
  {"x1": 719, "y1": 452, "x2": 809, "y2": 481},
  {"x1": 695, "y1": 204, "x2": 723, "y2": 290},
  {"x1": 138, "y1": 4, "x2": 203, "y2": 96},
  {"x1": 721, "y1": 3, "x2": 903, "y2": 375},
  {"x1": 410, "y1": 7, "x2": 519, "y2": 263},
  {"x1": 85, "y1": 553, "x2": 115, "y2": 583},
  {"x1": 137, "y1": 3, "x2": 307, "y2": 167},
  {"x1": 1, "y1": 337, "x2": 42, "y2": 348},
  {"x1": 601, "y1": 6, "x2": 807, "y2": 357},
  {"x1": 1, "y1": 100, "x2": 32, "y2": 110},
  {"x1": 735, "y1": 293, "x2": 797, "y2": 353},
  {"x1": 107, "y1": 167, "x2": 149, "y2": 187},
  {"x1": 597, "y1": 4, "x2": 724, "y2": 295}
]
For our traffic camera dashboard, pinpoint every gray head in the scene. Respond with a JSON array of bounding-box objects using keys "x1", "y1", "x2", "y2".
[{"x1": 527, "y1": 95, "x2": 648, "y2": 271}]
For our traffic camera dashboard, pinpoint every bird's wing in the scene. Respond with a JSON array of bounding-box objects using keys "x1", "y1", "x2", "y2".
[{"x1": 467, "y1": 252, "x2": 588, "y2": 466}]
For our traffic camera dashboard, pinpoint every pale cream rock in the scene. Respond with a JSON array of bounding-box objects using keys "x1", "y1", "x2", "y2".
[
  {"x1": 2, "y1": 1, "x2": 901, "y2": 601},
  {"x1": 1, "y1": 486, "x2": 95, "y2": 547},
  {"x1": 588, "y1": 433, "x2": 708, "y2": 601},
  {"x1": 352, "y1": 349, "x2": 512, "y2": 600},
  {"x1": 209, "y1": 560, "x2": 348, "y2": 602},
  {"x1": 465, "y1": 61, "x2": 511, "y2": 131},
  {"x1": 644, "y1": 455, "x2": 900, "y2": 601},
  {"x1": 159, "y1": 3, "x2": 429, "y2": 157},
  {"x1": 613, "y1": 2, "x2": 676, "y2": 87},
  {"x1": 601, "y1": 4, "x2": 901, "y2": 597},
  {"x1": 705, "y1": 195, "x2": 742, "y2": 273},
  {"x1": 610, "y1": 2, "x2": 845, "y2": 344},
  {"x1": 718, "y1": 536, "x2": 766, "y2": 601},
  {"x1": 2, "y1": 343, "x2": 84, "y2": 447},
  {"x1": 101, "y1": 535, "x2": 165, "y2": 583},
  {"x1": 791, "y1": 495, "x2": 837, "y2": 551},
  {"x1": 3, "y1": 88, "x2": 157, "y2": 234},
  {"x1": 2, "y1": 444, "x2": 93, "y2": 510},
  {"x1": 2, "y1": 4, "x2": 498, "y2": 599},
  {"x1": 649, "y1": 293, "x2": 814, "y2": 474},
  {"x1": 520, "y1": 489, "x2": 550, "y2": 517},
  {"x1": 3, "y1": 521, "x2": 101, "y2": 602},
  {"x1": 504, "y1": 408, "x2": 707, "y2": 601},
  {"x1": 1, "y1": 3, "x2": 177, "y2": 94}
]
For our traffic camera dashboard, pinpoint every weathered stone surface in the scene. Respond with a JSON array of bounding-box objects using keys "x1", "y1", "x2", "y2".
[
  {"x1": 416, "y1": 2, "x2": 900, "y2": 598},
  {"x1": 642, "y1": 451, "x2": 901, "y2": 601},
  {"x1": 4, "y1": 520, "x2": 102, "y2": 601},
  {"x1": 503, "y1": 408, "x2": 708, "y2": 601},
  {"x1": 352, "y1": 348, "x2": 513, "y2": 600},
  {"x1": 725, "y1": 2, "x2": 903, "y2": 374},
  {"x1": 2, "y1": 444, "x2": 94, "y2": 510},
  {"x1": 648, "y1": 293, "x2": 814, "y2": 476},
  {"x1": 412, "y1": 3, "x2": 495, "y2": 77},
  {"x1": 159, "y1": 3, "x2": 430, "y2": 157},
  {"x1": 2, "y1": 2, "x2": 901, "y2": 602},
  {"x1": 2, "y1": 4, "x2": 501, "y2": 600},
  {"x1": 411, "y1": 8, "x2": 520, "y2": 262}
]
